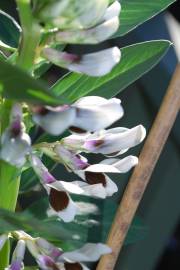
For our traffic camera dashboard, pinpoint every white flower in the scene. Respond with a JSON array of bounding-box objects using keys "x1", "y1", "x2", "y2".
[
  {"x1": 64, "y1": 125, "x2": 146, "y2": 156},
  {"x1": 32, "y1": 105, "x2": 76, "y2": 136},
  {"x1": 0, "y1": 104, "x2": 31, "y2": 167},
  {"x1": 54, "y1": 1, "x2": 121, "y2": 44},
  {"x1": 84, "y1": 125, "x2": 146, "y2": 156},
  {"x1": 32, "y1": 96, "x2": 123, "y2": 135},
  {"x1": 72, "y1": 96, "x2": 124, "y2": 132},
  {"x1": 54, "y1": 17, "x2": 119, "y2": 44},
  {"x1": 39, "y1": 0, "x2": 109, "y2": 30},
  {"x1": 30, "y1": 155, "x2": 112, "y2": 222},
  {"x1": 42, "y1": 47, "x2": 121, "y2": 77}
]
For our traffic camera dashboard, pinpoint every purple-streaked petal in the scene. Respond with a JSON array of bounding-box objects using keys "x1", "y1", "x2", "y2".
[{"x1": 43, "y1": 47, "x2": 121, "y2": 77}]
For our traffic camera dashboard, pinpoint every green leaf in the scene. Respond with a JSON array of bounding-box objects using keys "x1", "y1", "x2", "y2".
[
  {"x1": 0, "y1": 208, "x2": 86, "y2": 245},
  {"x1": 116, "y1": 0, "x2": 176, "y2": 37},
  {"x1": 0, "y1": 10, "x2": 21, "y2": 48},
  {"x1": 51, "y1": 40, "x2": 171, "y2": 101},
  {"x1": 0, "y1": 50, "x2": 6, "y2": 60},
  {"x1": 25, "y1": 196, "x2": 148, "y2": 248},
  {"x1": 0, "y1": 59, "x2": 67, "y2": 105}
]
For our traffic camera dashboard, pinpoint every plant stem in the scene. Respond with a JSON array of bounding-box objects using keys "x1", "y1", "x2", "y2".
[
  {"x1": 0, "y1": 100, "x2": 20, "y2": 268},
  {"x1": 16, "y1": 0, "x2": 41, "y2": 71},
  {"x1": 0, "y1": 2, "x2": 40, "y2": 267}
]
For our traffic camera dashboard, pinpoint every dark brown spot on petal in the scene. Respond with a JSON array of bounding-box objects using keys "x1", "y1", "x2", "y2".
[
  {"x1": 49, "y1": 189, "x2": 69, "y2": 212},
  {"x1": 94, "y1": 140, "x2": 104, "y2": 147},
  {"x1": 64, "y1": 262, "x2": 83, "y2": 270},
  {"x1": 85, "y1": 171, "x2": 106, "y2": 187},
  {"x1": 34, "y1": 106, "x2": 49, "y2": 115},
  {"x1": 69, "y1": 126, "x2": 87, "y2": 134}
]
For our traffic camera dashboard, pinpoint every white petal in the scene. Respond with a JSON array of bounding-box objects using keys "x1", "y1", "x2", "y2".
[
  {"x1": 72, "y1": 181, "x2": 106, "y2": 199},
  {"x1": 12, "y1": 240, "x2": 26, "y2": 261},
  {"x1": 55, "y1": 16, "x2": 119, "y2": 44},
  {"x1": 88, "y1": 125, "x2": 146, "y2": 155},
  {"x1": 60, "y1": 243, "x2": 111, "y2": 262},
  {"x1": 69, "y1": 47, "x2": 121, "y2": 76},
  {"x1": 73, "y1": 96, "x2": 124, "y2": 131},
  {"x1": 33, "y1": 106, "x2": 76, "y2": 135},
  {"x1": 48, "y1": 193, "x2": 78, "y2": 223},
  {"x1": 0, "y1": 131, "x2": 31, "y2": 167},
  {"x1": 56, "y1": 198, "x2": 78, "y2": 223},
  {"x1": 47, "y1": 180, "x2": 84, "y2": 195},
  {"x1": 85, "y1": 164, "x2": 120, "y2": 173},
  {"x1": 100, "y1": 156, "x2": 139, "y2": 173},
  {"x1": 43, "y1": 47, "x2": 121, "y2": 77},
  {"x1": 103, "y1": 1, "x2": 121, "y2": 20},
  {"x1": 52, "y1": 0, "x2": 109, "y2": 29},
  {"x1": 76, "y1": 170, "x2": 118, "y2": 197},
  {"x1": 104, "y1": 175, "x2": 118, "y2": 197}
]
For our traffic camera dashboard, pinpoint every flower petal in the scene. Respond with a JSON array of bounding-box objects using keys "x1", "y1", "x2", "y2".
[
  {"x1": 54, "y1": 17, "x2": 119, "y2": 44},
  {"x1": 48, "y1": 188, "x2": 78, "y2": 222},
  {"x1": 84, "y1": 125, "x2": 146, "y2": 155},
  {"x1": 103, "y1": 1, "x2": 121, "y2": 20},
  {"x1": 33, "y1": 105, "x2": 76, "y2": 136},
  {"x1": 72, "y1": 96, "x2": 124, "y2": 131},
  {"x1": 43, "y1": 47, "x2": 121, "y2": 77},
  {"x1": 9, "y1": 240, "x2": 26, "y2": 270},
  {"x1": 59, "y1": 243, "x2": 111, "y2": 262}
]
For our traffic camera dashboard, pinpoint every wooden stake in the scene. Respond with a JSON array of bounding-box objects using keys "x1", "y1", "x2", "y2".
[{"x1": 96, "y1": 64, "x2": 180, "y2": 270}]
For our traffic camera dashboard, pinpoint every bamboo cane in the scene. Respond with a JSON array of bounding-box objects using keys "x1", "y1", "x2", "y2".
[{"x1": 96, "y1": 64, "x2": 180, "y2": 270}]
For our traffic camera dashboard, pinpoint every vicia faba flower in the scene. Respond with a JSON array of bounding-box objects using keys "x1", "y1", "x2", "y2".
[
  {"x1": 63, "y1": 125, "x2": 146, "y2": 157},
  {"x1": 0, "y1": 104, "x2": 31, "y2": 167},
  {"x1": 42, "y1": 46, "x2": 121, "y2": 77},
  {"x1": 53, "y1": 1, "x2": 121, "y2": 44},
  {"x1": 26, "y1": 234, "x2": 111, "y2": 270},
  {"x1": 37, "y1": 0, "x2": 110, "y2": 30},
  {"x1": 32, "y1": 96, "x2": 123, "y2": 135},
  {"x1": 30, "y1": 155, "x2": 113, "y2": 222},
  {"x1": 8, "y1": 240, "x2": 26, "y2": 270},
  {"x1": 9, "y1": 231, "x2": 111, "y2": 270}
]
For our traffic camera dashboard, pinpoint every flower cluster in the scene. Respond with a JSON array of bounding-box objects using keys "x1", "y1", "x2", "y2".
[
  {"x1": 0, "y1": 1, "x2": 146, "y2": 269},
  {"x1": 35, "y1": 0, "x2": 122, "y2": 77},
  {"x1": 0, "y1": 97, "x2": 146, "y2": 223},
  {"x1": 1, "y1": 232, "x2": 111, "y2": 270}
]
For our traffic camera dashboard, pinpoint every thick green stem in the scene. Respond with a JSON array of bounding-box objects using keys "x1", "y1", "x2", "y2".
[
  {"x1": 0, "y1": 2, "x2": 40, "y2": 267},
  {"x1": 16, "y1": 0, "x2": 41, "y2": 71},
  {"x1": 0, "y1": 101, "x2": 20, "y2": 268}
]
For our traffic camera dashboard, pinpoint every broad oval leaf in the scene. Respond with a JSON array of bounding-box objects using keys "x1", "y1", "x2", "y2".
[
  {"x1": 116, "y1": 0, "x2": 176, "y2": 37},
  {"x1": 51, "y1": 40, "x2": 171, "y2": 101},
  {"x1": 0, "y1": 58, "x2": 67, "y2": 105},
  {"x1": 0, "y1": 10, "x2": 21, "y2": 48}
]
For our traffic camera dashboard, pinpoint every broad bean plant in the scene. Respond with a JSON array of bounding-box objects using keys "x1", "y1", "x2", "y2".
[{"x1": 0, "y1": 0, "x2": 175, "y2": 269}]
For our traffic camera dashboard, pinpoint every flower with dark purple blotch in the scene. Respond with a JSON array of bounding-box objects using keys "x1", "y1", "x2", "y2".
[
  {"x1": 32, "y1": 96, "x2": 123, "y2": 135},
  {"x1": 0, "y1": 104, "x2": 31, "y2": 167},
  {"x1": 43, "y1": 46, "x2": 121, "y2": 77},
  {"x1": 30, "y1": 155, "x2": 109, "y2": 222},
  {"x1": 63, "y1": 125, "x2": 146, "y2": 157}
]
